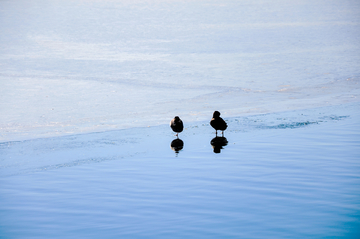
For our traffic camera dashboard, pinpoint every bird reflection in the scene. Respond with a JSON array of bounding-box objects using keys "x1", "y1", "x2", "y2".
[
  {"x1": 170, "y1": 138, "x2": 184, "y2": 154},
  {"x1": 210, "y1": 136, "x2": 228, "y2": 153}
]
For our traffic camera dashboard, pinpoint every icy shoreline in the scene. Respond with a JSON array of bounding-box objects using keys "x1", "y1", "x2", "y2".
[
  {"x1": 1, "y1": 78, "x2": 359, "y2": 144},
  {"x1": 1, "y1": 101, "x2": 358, "y2": 176}
]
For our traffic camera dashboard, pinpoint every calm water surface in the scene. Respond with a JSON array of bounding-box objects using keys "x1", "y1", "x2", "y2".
[{"x1": 0, "y1": 103, "x2": 359, "y2": 238}]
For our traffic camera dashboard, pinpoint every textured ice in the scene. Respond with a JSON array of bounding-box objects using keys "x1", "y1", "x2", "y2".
[{"x1": 1, "y1": 0, "x2": 360, "y2": 142}]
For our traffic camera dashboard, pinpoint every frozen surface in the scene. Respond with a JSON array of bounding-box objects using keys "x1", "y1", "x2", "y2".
[{"x1": 1, "y1": 0, "x2": 360, "y2": 141}]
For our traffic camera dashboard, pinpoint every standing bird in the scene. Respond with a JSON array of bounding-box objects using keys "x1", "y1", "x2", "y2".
[
  {"x1": 170, "y1": 116, "x2": 184, "y2": 137},
  {"x1": 210, "y1": 111, "x2": 227, "y2": 136}
]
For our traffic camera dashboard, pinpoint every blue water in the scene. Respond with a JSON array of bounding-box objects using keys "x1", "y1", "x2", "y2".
[
  {"x1": 1, "y1": 0, "x2": 360, "y2": 238},
  {"x1": 1, "y1": 103, "x2": 360, "y2": 238}
]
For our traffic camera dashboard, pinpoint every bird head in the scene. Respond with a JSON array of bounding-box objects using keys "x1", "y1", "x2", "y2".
[{"x1": 213, "y1": 111, "x2": 220, "y2": 118}]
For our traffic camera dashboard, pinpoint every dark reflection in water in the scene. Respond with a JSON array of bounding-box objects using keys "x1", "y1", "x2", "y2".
[
  {"x1": 170, "y1": 138, "x2": 184, "y2": 154},
  {"x1": 210, "y1": 136, "x2": 228, "y2": 153}
]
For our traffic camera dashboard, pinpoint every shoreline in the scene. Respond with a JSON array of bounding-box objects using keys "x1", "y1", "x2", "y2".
[
  {"x1": 1, "y1": 101, "x2": 359, "y2": 179},
  {"x1": 1, "y1": 101, "x2": 359, "y2": 144}
]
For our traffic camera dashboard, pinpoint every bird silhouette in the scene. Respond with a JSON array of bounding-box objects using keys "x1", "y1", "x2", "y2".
[
  {"x1": 210, "y1": 136, "x2": 228, "y2": 153},
  {"x1": 170, "y1": 116, "x2": 184, "y2": 137},
  {"x1": 210, "y1": 111, "x2": 227, "y2": 136},
  {"x1": 170, "y1": 138, "x2": 184, "y2": 154}
]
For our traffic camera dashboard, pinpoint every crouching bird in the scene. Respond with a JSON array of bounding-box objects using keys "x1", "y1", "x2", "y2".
[
  {"x1": 210, "y1": 111, "x2": 227, "y2": 136},
  {"x1": 170, "y1": 116, "x2": 184, "y2": 137}
]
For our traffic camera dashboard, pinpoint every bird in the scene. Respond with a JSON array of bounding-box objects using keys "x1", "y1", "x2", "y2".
[
  {"x1": 210, "y1": 111, "x2": 227, "y2": 136},
  {"x1": 170, "y1": 116, "x2": 184, "y2": 137}
]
